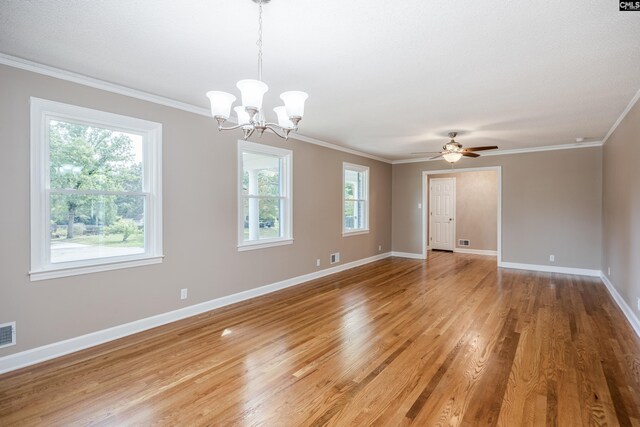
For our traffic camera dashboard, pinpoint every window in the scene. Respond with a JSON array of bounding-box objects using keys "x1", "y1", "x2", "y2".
[
  {"x1": 238, "y1": 141, "x2": 292, "y2": 250},
  {"x1": 30, "y1": 98, "x2": 163, "y2": 280},
  {"x1": 343, "y1": 163, "x2": 369, "y2": 235}
]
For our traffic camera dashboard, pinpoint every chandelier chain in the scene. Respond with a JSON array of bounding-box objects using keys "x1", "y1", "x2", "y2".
[
  {"x1": 257, "y1": 0, "x2": 263, "y2": 81},
  {"x1": 206, "y1": 0, "x2": 308, "y2": 141}
]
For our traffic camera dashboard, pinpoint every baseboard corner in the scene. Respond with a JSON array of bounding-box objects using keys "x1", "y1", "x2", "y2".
[{"x1": 599, "y1": 272, "x2": 640, "y2": 338}]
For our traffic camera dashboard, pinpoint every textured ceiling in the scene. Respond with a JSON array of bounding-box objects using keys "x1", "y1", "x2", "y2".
[{"x1": 1, "y1": 0, "x2": 639, "y2": 159}]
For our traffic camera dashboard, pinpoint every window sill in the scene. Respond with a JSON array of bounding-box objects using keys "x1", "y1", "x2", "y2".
[
  {"x1": 342, "y1": 229, "x2": 370, "y2": 237},
  {"x1": 237, "y1": 239, "x2": 293, "y2": 252},
  {"x1": 30, "y1": 255, "x2": 164, "y2": 281}
]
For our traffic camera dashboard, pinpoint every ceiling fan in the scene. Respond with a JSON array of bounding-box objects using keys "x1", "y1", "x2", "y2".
[{"x1": 412, "y1": 132, "x2": 498, "y2": 163}]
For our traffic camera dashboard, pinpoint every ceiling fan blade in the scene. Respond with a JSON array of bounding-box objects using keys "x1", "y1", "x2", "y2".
[
  {"x1": 463, "y1": 146, "x2": 499, "y2": 152},
  {"x1": 462, "y1": 152, "x2": 480, "y2": 158},
  {"x1": 411, "y1": 151, "x2": 442, "y2": 155},
  {"x1": 430, "y1": 154, "x2": 444, "y2": 160}
]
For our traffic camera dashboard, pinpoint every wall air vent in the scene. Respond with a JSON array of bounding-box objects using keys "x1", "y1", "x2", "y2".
[
  {"x1": 458, "y1": 239, "x2": 470, "y2": 247},
  {"x1": 330, "y1": 252, "x2": 340, "y2": 264},
  {"x1": 0, "y1": 322, "x2": 16, "y2": 348}
]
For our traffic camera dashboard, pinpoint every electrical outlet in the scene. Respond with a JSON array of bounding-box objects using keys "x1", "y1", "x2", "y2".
[
  {"x1": 549, "y1": 255, "x2": 555, "y2": 262},
  {"x1": 316, "y1": 259, "x2": 320, "y2": 267},
  {"x1": 418, "y1": 203, "x2": 422, "y2": 209},
  {"x1": 180, "y1": 288, "x2": 188, "y2": 300},
  {"x1": 608, "y1": 267, "x2": 611, "y2": 276},
  {"x1": 637, "y1": 297, "x2": 640, "y2": 312},
  {"x1": 378, "y1": 245, "x2": 382, "y2": 252}
]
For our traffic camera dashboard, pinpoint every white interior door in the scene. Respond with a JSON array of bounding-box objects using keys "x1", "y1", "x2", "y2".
[{"x1": 429, "y1": 178, "x2": 456, "y2": 251}]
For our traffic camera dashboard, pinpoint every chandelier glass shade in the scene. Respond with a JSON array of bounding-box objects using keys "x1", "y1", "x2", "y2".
[{"x1": 206, "y1": 0, "x2": 308, "y2": 140}]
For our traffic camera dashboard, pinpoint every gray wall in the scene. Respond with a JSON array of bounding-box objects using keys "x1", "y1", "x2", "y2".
[
  {"x1": 392, "y1": 147, "x2": 603, "y2": 269},
  {"x1": 427, "y1": 171, "x2": 498, "y2": 251},
  {"x1": 0, "y1": 65, "x2": 392, "y2": 357},
  {"x1": 602, "y1": 98, "x2": 640, "y2": 318}
]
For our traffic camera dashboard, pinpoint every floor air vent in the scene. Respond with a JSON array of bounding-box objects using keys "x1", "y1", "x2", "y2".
[{"x1": 0, "y1": 322, "x2": 16, "y2": 348}]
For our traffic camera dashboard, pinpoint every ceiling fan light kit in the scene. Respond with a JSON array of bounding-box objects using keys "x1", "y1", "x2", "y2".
[
  {"x1": 206, "y1": 0, "x2": 308, "y2": 141},
  {"x1": 442, "y1": 151, "x2": 463, "y2": 163},
  {"x1": 412, "y1": 132, "x2": 499, "y2": 164}
]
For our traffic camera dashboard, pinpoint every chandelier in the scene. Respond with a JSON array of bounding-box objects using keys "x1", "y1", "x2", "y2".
[{"x1": 206, "y1": 0, "x2": 308, "y2": 140}]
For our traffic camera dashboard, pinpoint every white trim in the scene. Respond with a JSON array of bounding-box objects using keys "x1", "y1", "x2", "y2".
[
  {"x1": 600, "y1": 273, "x2": 640, "y2": 338},
  {"x1": 422, "y1": 167, "x2": 502, "y2": 266},
  {"x1": 342, "y1": 162, "x2": 370, "y2": 235},
  {"x1": 30, "y1": 256, "x2": 164, "y2": 281},
  {"x1": 292, "y1": 133, "x2": 391, "y2": 163},
  {"x1": 500, "y1": 262, "x2": 600, "y2": 277},
  {"x1": 237, "y1": 140, "x2": 293, "y2": 249},
  {"x1": 342, "y1": 230, "x2": 370, "y2": 237},
  {"x1": 2, "y1": 54, "x2": 209, "y2": 116},
  {"x1": 428, "y1": 177, "x2": 456, "y2": 252},
  {"x1": 602, "y1": 87, "x2": 640, "y2": 145},
  {"x1": 29, "y1": 97, "x2": 163, "y2": 281},
  {"x1": 0, "y1": 53, "x2": 392, "y2": 164},
  {"x1": 6, "y1": 53, "x2": 615, "y2": 166},
  {"x1": 391, "y1": 251, "x2": 426, "y2": 260},
  {"x1": 453, "y1": 248, "x2": 497, "y2": 256},
  {"x1": 237, "y1": 239, "x2": 293, "y2": 251},
  {"x1": 393, "y1": 141, "x2": 604, "y2": 164},
  {"x1": 0, "y1": 252, "x2": 391, "y2": 375},
  {"x1": 5, "y1": 53, "x2": 633, "y2": 164}
]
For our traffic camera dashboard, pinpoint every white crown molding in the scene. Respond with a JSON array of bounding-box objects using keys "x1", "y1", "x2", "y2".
[
  {"x1": 601, "y1": 87, "x2": 640, "y2": 145},
  {"x1": 0, "y1": 52, "x2": 211, "y2": 116},
  {"x1": 4, "y1": 52, "x2": 634, "y2": 166},
  {"x1": 392, "y1": 85, "x2": 640, "y2": 165},
  {"x1": 292, "y1": 133, "x2": 391, "y2": 163},
  {"x1": 0, "y1": 252, "x2": 392, "y2": 375},
  {"x1": 392, "y1": 140, "x2": 604, "y2": 164},
  {"x1": 600, "y1": 273, "x2": 640, "y2": 338},
  {"x1": 0, "y1": 52, "x2": 392, "y2": 164},
  {"x1": 500, "y1": 262, "x2": 600, "y2": 277}
]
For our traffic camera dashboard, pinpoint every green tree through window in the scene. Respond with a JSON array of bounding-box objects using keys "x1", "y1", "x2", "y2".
[{"x1": 49, "y1": 120, "x2": 143, "y2": 239}]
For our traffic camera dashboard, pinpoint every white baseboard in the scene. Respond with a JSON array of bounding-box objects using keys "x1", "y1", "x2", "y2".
[
  {"x1": 0, "y1": 252, "x2": 392, "y2": 375},
  {"x1": 600, "y1": 273, "x2": 640, "y2": 338},
  {"x1": 391, "y1": 251, "x2": 426, "y2": 260},
  {"x1": 453, "y1": 248, "x2": 497, "y2": 256},
  {"x1": 500, "y1": 262, "x2": 600, "y2": 277}
]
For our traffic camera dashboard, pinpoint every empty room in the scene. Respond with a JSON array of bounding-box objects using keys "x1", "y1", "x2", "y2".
[{"x1": 1, "y1": 1, "x2": 639, "y2": 425}]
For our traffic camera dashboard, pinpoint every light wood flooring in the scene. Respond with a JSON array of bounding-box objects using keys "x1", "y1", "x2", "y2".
[{"x1": 1, "y1": 252, "x2": 639, "y2": 426}]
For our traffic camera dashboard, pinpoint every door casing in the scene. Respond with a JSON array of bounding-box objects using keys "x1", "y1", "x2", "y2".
[{"x1": 421, "y1": 166, "x2": 502, "y2": 266}]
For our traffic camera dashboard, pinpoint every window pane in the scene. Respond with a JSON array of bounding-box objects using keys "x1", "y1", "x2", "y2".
[
  {"x1": 344, "y1": 169, "x2": 363, "y2": 200},
  {"x1": 242, "y1": 197, "x2": 282, "y2": 241},
  {"x1": 50, "y1": 194, "x2": 145, "y2": 263},
  {"x1": 242, "y1": 152, "x2": 281, "y2": 196},
  {"x1": 344, "y1": 200, "x2": 366, "y2": 230},
  {"x1": 49, "y1": 119, "x2": 143, "y2": 192}
]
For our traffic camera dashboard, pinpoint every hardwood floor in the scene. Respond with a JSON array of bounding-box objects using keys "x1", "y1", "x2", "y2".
[{"x1": 1, "y1": 252, "x2": 639, "y2": 426}]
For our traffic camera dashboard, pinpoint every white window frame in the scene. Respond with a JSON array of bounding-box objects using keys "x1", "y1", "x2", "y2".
[
  {"x1": 342, "y1": 162, "x2": 370, "y2": 236},
  {"x1": 30, "y1": 98, "x2": 163, "y2": 281},
  {"x1": 237, "y1": 140, "x2": 293, "y2": 251}
]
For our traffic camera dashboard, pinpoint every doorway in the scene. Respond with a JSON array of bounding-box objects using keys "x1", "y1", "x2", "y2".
[
  {"x1": 429, "y1": 177, "x2": 456, "y2": 251},
  {"x1": 422, "y1": 167, "x2": 502, "y2": 265}
]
